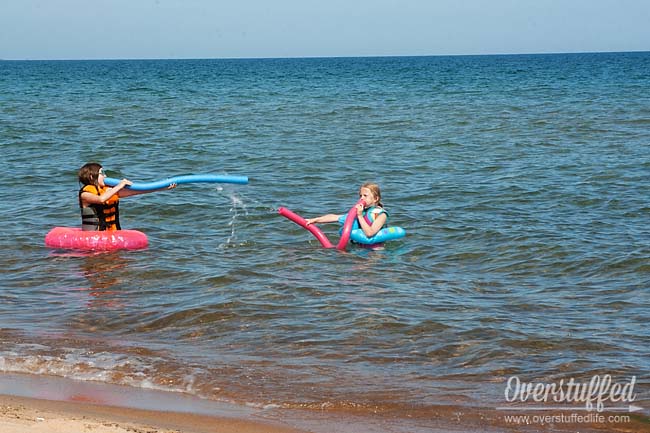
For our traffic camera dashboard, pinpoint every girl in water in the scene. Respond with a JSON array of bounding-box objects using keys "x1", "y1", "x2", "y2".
[
  {"x1": 306, "y1": 182, "x2": 388, "y2": 239},
  {"x1": 78, "y1": 162, "x2": 175, "y2": 231}
]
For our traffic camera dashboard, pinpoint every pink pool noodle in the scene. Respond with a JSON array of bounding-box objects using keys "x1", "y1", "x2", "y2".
[
  {"x1": 336, "y1": 199, "x2": 365, "y2": 250},
  {"x1": 278, "y1": 207, "x2": 334, "y2": 248}
]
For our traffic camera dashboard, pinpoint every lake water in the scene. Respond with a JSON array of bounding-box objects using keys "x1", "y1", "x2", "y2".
[{"x1": 1, "y1": 52, "x2": 649, "y2": 432}]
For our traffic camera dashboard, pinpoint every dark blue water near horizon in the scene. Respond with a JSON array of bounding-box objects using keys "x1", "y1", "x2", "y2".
[{"x1": 1, "y1": 52, "x2": 649, "y2": 432}]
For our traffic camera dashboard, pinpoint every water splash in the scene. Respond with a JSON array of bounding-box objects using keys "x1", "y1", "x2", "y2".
[{"x1": 218, "y1": 190, "x2": 249, "y2": 249}]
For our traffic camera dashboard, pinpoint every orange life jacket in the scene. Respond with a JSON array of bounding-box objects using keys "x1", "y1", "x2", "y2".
[{"x1": 79, "y1": 185, "x2": 121, "y2": 231}]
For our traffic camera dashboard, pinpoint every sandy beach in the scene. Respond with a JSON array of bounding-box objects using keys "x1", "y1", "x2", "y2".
[
  {"x1": 0, "y1": 372, "x2": 311, "y2": 433},
  {"x1": 1, "y1": 388, "x2": 647, "y2": 433},
  {"x1": 0, "y1": 393, "x2": 308, "y2": 433},
  {"x1": 1, "y1": 372, "x2": 649, "y2": 433}
]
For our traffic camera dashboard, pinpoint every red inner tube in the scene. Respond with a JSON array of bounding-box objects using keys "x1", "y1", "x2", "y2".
[{"x1": 45, "y1": 227, "x2": 149, "y2": 251}]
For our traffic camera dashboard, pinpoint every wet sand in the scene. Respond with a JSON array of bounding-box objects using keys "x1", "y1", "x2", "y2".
[
  {"x1": 0, "y1": 393, "x2": 307, "y2": 433},
  {"x1": 2, "y1": 393, "x2": 647, "y2": 433},
  {"x1": 0, "y1": 373, "x2": 647, "y2": 433},
  {"x1": 0, "y1": 372, "x2": 306, "y2": 433}
]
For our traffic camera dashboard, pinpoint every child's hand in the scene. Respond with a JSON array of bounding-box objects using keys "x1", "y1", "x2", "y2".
[
  {"x1": 119, "y1": 179, "x2": 133, "y2": 187},
  {"x1": 305, "y1": 218, "x2": 316, "y2": 226},
  {"x1": 167, "y1": 183, "x2": 177, "y2": 190},
  {"x1": 355, "y1": 202, "x2": 365, "y2": 216}
]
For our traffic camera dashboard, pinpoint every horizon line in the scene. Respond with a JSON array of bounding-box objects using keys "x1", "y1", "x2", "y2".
[{"x1": 2, "y1": 49, "x2": 649, "y2": 62}]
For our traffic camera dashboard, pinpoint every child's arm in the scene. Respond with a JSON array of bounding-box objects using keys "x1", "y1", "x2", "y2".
[
  {"x1": 118, "y1": 183, "x2": 177, "y2": 197},
  {"x1": 305, "y1": 214, "x2": 341, "y2": 225},
  {"x1": 356, "y1": 210, "x2": 387, "y2": 237},
  {"x1": 81, "y1": 179, "x2": 132, "y2": 205}
]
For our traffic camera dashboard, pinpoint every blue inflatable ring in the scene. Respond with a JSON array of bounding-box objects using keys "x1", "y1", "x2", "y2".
[
  {"x1": 350, "y1": 226, "x2": 406, "y2": 244},
  {"x1": 104, "y1": 174, "x2": 248, "y2": 191},
  {"x1": 337, "y1": 215, "x2": 406, "y2": 245}
]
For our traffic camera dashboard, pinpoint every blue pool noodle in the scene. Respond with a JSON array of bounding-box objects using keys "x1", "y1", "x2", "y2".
[{"x1": 104, "y1": 174, "x2": 248, "y2": 191}]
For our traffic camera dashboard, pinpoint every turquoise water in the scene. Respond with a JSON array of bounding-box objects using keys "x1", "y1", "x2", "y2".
[{"x1": 1, "y1": 53, "x2": 649, "y2": 429}]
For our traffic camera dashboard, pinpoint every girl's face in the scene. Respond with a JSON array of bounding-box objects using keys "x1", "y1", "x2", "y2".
[
  {"x1": 97, "y1": 167, "x2": 106, "y2": 187},
  {"x1": 359, "y1": 187, "x2": 378, "y2": 207}
]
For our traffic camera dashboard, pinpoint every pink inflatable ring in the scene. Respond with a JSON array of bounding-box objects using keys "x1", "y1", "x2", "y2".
[{"x1": 45, "y1": 227, "x2": 148, "y2": 251}]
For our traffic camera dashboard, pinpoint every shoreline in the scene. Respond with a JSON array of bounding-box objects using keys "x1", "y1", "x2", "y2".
[
  {"x1": 0, "y1": 394, "x2": 305, "y2": 433},
  {"x1": 0, "y1": 372, "x2": 306, "y2": 433},
  {"x1": 1, "y1": 372, "x2": 648, "y2": 433}
]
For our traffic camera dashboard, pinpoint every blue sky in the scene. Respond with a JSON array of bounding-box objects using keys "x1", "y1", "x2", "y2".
[{"x1": 2, "y1": 0, "x2": 649, "y2": 60}]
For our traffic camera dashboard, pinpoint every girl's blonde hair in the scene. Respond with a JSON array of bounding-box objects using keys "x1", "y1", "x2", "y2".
[{"x1": 360, "y1": 182, "x2": 383, "y2": 208}]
